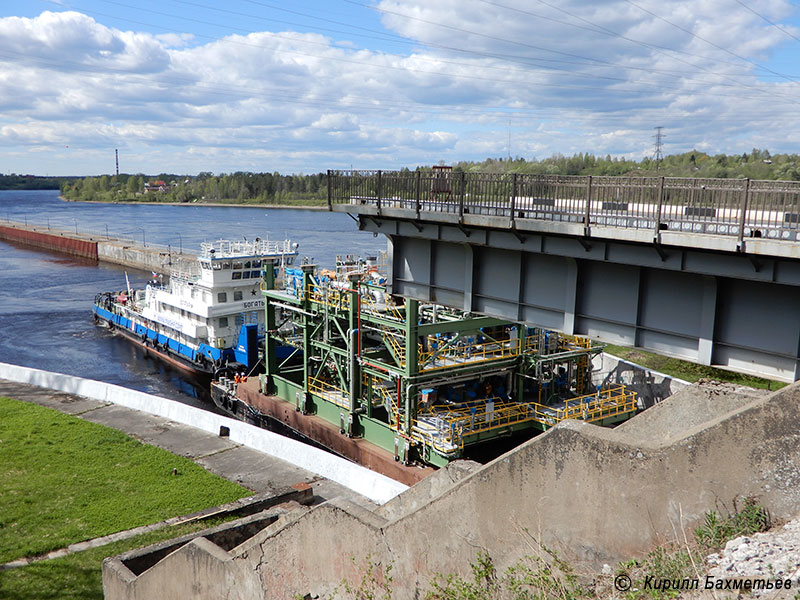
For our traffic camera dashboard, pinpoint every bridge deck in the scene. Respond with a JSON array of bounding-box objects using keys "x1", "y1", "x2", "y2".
[{"x1": 328, "y1": 170, "x2": 800, "y2": 257}]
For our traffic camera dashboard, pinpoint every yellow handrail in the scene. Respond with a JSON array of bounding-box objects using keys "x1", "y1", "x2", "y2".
[
  {"x1": 308, "y1": 377, "x2": 349, "y2": 409},
  {"x1": 411, "y1": 385, "x2": 638, "y2": 456},
  {"x1": 418, "y1": 337, "x2": 520, "y2": 371},
  {"x1": 305, "y1": 284, "x2": 352, "y2": 310}
]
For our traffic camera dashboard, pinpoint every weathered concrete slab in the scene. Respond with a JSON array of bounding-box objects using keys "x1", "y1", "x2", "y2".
[
  {"x1": 0, "y1": 379, "x2": 107, "y2": 415},
  {"x1": 79, "y1": 403, "x2": 234, "y2": 460},
  {"x1": 103, "y1": 380, "x2": 800, "y2": 600}
]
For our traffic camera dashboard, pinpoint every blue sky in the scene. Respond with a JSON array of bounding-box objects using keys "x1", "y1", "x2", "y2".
[{"x1": 1, "y1": 0, "x2": 799, "y2": 175}]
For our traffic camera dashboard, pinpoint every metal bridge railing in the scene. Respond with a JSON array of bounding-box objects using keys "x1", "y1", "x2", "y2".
[{"x1": 329, "y1": 170, "x2": 800, "y2": 244}]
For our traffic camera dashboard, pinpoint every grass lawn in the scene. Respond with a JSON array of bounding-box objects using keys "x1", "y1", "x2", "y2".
[
  {"x1": 604, "y1": 344, "x2": 787, "y2": 391},
  {"x1": 0, "y1": 519, "x2": 233, "y2": 600},
  {"x1": 0, "y1": 396, "x2": 250, "y2": 566}
]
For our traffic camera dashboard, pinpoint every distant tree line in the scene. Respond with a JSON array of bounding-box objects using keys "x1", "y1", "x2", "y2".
[
  {"x1": 0, "y1": 174, "x2": 74, "y2": 190},
  {"x1": 449, "y1": 148, "x2": 800, "y2": 180},
  {"x1": 60, "y1": 172, "x2": 328, "y2": 205},
  {"x1": 58, "y1": 149, "x2": 800, "y2": 205}
]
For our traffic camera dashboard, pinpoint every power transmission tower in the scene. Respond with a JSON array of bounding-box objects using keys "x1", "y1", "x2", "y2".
[{"x1": 653, "y1": 127, "x2": 665, "y2": 167}]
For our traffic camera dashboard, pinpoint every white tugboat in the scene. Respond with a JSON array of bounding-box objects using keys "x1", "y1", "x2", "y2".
[{"x1": 93, "y1": 238, "x2": 298, "y2": 375}]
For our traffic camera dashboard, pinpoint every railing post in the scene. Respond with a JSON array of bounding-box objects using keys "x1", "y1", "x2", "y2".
[
  {"x1": 458, "y1": 171, "x2": 466, "y2": 221},
  {"x1": 738, "y1": 178, "x2": 750, "y2": 249},
  {"x1": 376, "y1": 170, "x2": 382, "y2": 215},
  {"x1": 326, "y1": 169, "x2": 333, "y2": 211},
  {"x1": 415, "y1": 169, "x2": 422, "y2": 219},
  {"x1": 510, "y1": 173, "x2": 518, "y2": 229},
  {"x1": 653, "y1": 176, "x2": 665, "y2": 238},
  {"x1": 584, "y1": 175, "x2": 592, "y2": 235}
]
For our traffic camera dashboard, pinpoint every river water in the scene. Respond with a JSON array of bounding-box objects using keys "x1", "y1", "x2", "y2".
[{"x1": 0, "y1": 190, "x2": 382, "y2": 408}]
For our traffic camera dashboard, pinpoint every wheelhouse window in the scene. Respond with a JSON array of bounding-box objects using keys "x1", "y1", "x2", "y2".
[
  {"x1": 242, "y1": 271, "x2": 251, "y2": 279},
  {"x1": 250, "y1": 271, "x2": 260, "y2": 279},
  {"x1": 232, "y1": 272, "x2": 242, "y2": 280}
]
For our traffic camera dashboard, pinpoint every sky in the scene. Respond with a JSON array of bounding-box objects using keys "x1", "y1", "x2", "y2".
[{"x1": 1, "y1": 0, "x2": 799, "y2": 175}]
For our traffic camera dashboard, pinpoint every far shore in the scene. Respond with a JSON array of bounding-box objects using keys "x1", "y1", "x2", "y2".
[{"x1": 59, "y1": 195, "x2": 329, "y2": 211}]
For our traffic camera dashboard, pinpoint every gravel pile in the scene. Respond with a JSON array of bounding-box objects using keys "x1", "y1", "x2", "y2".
[{"x1": 704, "y1": 517, "x2": 800, "y2": 598}]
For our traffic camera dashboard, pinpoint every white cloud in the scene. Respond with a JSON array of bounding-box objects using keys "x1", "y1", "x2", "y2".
[{"x1": 0, "y1": 2, "x2": 798, "y2": 175}]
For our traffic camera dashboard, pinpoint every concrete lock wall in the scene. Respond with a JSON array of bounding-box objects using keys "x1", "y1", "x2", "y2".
[
  {"x1": 101, "y1": 380, "x2": 800, "y2": 600},
  {"x1": 0, "y1": 363, "x2": 406, "y2": 505},
  {"x1": 97, "y1": 241, "x2": 183, "y2": 274},
  {"x1": 0, "y1": 224, "x2": 98, "y2": 260}
]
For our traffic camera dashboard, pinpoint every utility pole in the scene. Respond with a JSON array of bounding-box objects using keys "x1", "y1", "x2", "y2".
[{"x1": 653, "y1": 127, "x2": 665, "y2": 169}]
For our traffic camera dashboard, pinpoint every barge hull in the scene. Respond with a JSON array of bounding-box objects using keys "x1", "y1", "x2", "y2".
[{"x1": 232, "y1": 380, "x2": 434, "y2": 486}]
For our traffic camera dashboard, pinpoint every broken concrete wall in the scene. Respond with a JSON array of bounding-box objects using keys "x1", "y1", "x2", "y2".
[{"x1": 104, "y1": 381, "x2": 800, "y2": 600}]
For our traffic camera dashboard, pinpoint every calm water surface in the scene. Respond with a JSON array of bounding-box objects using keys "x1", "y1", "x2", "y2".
[{"x1": 0, "y1": 190, "x2": 382, "y2": 407}]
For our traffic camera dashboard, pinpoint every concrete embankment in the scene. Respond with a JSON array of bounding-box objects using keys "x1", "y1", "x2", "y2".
[
  {"x1": 101, "y1": 379, "x2": 800, "y2": 600},
  {"x1": 0, "y1": 220, "x2": 191, "y2": 273}
]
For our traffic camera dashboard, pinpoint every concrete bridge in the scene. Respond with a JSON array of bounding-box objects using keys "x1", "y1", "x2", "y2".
[{"x1": 328, "y1": 170, "x2": 800, "y2": 382}]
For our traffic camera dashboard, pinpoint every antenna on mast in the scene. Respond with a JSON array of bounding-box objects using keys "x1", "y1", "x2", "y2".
[{"x1": 115, "y1": 148, "x2": 119, "y2": 176}]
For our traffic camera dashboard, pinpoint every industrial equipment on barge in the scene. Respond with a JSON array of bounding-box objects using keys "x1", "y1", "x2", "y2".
[{"x1": 219, "y1": 256, "x2": 639, "y2": 467}]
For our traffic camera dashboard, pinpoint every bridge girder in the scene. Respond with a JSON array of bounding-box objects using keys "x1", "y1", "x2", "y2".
[{"x1": 356, "y1": 215, "x2": 800, "y2": 383}]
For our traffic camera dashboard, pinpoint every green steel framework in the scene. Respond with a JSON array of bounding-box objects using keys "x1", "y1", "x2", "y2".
[{"x1": 260, "y1": 259, "x2": 638, "y2": 467}]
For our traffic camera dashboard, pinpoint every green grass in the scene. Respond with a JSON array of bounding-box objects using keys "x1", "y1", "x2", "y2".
[
  {"x1": 604, "y1": 344, "x2": 787, "y2": 391},
  {"x1": 0, "y1": 396, "x2": 250, "y2": 565},
  {"x1": 0, "y1": 519, "x2": 234, "y2": 600}
]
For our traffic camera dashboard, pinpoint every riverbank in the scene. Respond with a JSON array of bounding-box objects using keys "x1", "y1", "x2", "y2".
[{"x1": 60, "y1": 195, "x2": 329, "y2": 211}]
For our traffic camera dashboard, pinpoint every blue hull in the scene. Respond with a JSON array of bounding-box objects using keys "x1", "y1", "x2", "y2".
[{"x1": 93, "y1": 297, "x2": 295, "y2": 376}]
